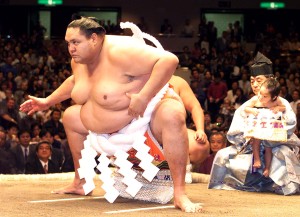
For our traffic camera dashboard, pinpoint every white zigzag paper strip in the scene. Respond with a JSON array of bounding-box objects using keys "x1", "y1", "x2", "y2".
[
  {"x1": 113, "y1": 150, "x2": 141, "y2": 197},
  {"x1": 97, "y1": 154, "x2": 120, "y2": 203}
]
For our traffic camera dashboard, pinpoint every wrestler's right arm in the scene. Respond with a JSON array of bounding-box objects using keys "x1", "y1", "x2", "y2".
[{"x1": 20, "y1": 72, "x2": 75, "y2": 115}]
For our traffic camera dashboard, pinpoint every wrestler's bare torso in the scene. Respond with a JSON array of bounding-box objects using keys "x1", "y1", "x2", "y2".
[{"x1": 69, "y1": 34, "x2": 161, "y2": 134}]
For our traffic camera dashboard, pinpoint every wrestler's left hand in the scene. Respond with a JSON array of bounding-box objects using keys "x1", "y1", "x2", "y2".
[
  {"x1": 126, "y1": 92, "x2": 148, "y2": 118},
  {"x1": 194, "y1": 129, "x2": 207, "y2": 144}
]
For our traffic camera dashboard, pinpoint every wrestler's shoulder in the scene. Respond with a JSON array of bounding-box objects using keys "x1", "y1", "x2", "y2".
[{"x1": 106, "y1": 35, "x2": 143, "y2": 45}]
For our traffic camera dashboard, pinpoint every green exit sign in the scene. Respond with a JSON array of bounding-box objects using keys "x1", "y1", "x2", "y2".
[
  {"x1": 260, "y1": 2, "x2": 285, "y2": 9},
  {"x1": 38, "y1": 0, "x2": 63, "y2": 5}
]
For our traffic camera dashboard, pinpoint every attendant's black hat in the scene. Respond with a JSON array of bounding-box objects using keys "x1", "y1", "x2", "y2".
[{"x1": 250, "y1": 52, "x2": 273, "y2": 76}]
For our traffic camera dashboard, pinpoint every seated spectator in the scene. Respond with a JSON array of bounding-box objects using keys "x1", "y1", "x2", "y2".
[
  {"x1": 6, "y1": 123, "x2": 19, "y2": 149},
  {"x1": 211, "y1": 114, "x2": 229, "y2": 133},
  {"x1": 10, "y1": 130, "x2": 35, "y2": 174},
  {"x1": 279, "y1": 85, "x2": 293, "y2": 102},
  {"x1": 43, "y1": 108, "x2": 66, "y2": 140},
  {"x1": 1, "y1": 56, "x2": 18, "y2": 77},
  {"x1": 286, "y1": 73, "x2": 296, "y2": 95},
  {"x1": 0, "y1": 129, "x2": 17, "y2": 174},
  {"x1": 0, "y1": 81, "x2": 7, "y2": 102},
  {"x1": 191, "y1": 42, "x2": 201, "y2": 61},
  {"x1": 178, "y1": 46, "x2": 192, "y2": 67},
  {"x1": 219, "y1": 98, "x2": 235, "y2": 124},
  {"x1": 6, "y1": 71, "x2": 17, "y2": 92},
  {"x1": 290, "y1": 89, "x2": 300, "y2": 114},
  {"x1": 14, "y1": 80, "x2": 29, "y2": 106},
  {"x1": 36, "y1": 107, "x2": 52, "y2": 124},
  {"x1": 39, "y1": 129, "x2": 64, "y2": 169},
  {"x1": 204, "y1": 111, "x2": 214, "y2": 137},
  {"x1": 238, "y1": 72, "x2": 251, "y2": 96},
  {"x1": 30, "y1": 123, "x2": 42, "y2": 144},
  {"x1": 207, "y1": 72, "x2": 228, "y2": 120},
  {"x1": 202, "y1": 70, "x2": 212, "y2": 94},
  {"x1": 181, "y1": 19, "x2": 195, "y2": 37},
  {"x1": 193, "y1": 131, "x2": 227, "y2": 174},
  {"x1": 19, "y1": 112, "x2": 39, "y2": 132},
  {"x1": 233, "y1": 87, "x2": 248, "y2": 109},
  {"x1": 53, "y1": 102, "x2": 65, "y2": 122},
  {"x1": 25, "y1": 141, "x2": 61, "y2": 174},
  {"x1": 0, "y1": 97, "x2": 21, "y2": 130},
  {"x1": 292, "y1": 77, "x2": 300, "y2": 93},
  {"x1": 190, "y1": 80, "x2": 206, "y2": 109}
]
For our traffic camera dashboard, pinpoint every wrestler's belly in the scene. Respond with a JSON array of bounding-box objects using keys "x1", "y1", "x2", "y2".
[{"x1": 80, "y1": 102, "x2": 134, "y2": 134}]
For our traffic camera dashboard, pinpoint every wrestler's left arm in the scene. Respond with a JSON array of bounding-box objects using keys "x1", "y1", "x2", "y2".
[{"x1": 122, "y1": 41, "x2": 179, "y2": 117}]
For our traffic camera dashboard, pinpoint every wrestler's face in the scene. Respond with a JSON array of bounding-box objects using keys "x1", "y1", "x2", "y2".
[
  {"x1": 65, "y1": 27, "x2": 98, "y2": 64},
  {"x1": 250, "y1": 75, "x2": 267, "y2": 95}
]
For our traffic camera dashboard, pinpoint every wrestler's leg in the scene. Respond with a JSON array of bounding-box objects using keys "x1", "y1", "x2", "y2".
[
  {"x1": 252, "y1": 139, "x2": 261, "y2": 168},
  {"x1": 188, "y1": 129, "x2": 210, "y2": 165},
  {"x1": 150, "y1": 99, "x2": 202, "y2": 213},
  {"x1": 52, "y1": 105, "x2": 89, "y2": 195}
]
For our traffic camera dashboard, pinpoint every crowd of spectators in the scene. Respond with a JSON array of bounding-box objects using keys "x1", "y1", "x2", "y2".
[
  {"x1": 1, "y1": 17, "x2": 300, "y2": 174},
  {"x1": 0, "y1": 23, "x2": 73, "y2": 174}
]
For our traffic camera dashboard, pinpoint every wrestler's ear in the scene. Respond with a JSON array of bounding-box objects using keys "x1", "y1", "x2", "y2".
[{"x1": 90, "y1": 33, "x2": 98, "y2": 43}]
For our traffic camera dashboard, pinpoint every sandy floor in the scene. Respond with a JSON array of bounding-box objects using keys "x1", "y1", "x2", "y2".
[{"x1": 0, "y1": 173, "x2": 299, "y2": 217}]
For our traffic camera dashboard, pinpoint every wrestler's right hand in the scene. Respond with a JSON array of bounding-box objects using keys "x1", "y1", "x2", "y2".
[
  {"x1": 20, "y1": 95, "x2": 50, "y2": 115},
  {"x1": 126, "y1": 92, "x2": 148, "y2": 118}
]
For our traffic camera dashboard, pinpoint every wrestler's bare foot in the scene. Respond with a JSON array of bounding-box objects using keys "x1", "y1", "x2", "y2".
[
  {"x1": 174, "y1": 194, "x2": 202, "y2": 213},
  {"x1": 51, "y1": 179, "x2": 92, "y2": 196},
  {"x1": 263, "y1": 168, "x2": 270, "y2": 177}
]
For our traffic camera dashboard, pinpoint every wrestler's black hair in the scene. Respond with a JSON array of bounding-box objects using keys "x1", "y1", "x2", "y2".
[
  {"x1": 68, "y1": 16, "x2": 106, "y2": 38},
  {"x1": 261, "y1": 77, "x2": 280, "y2": 101}
]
